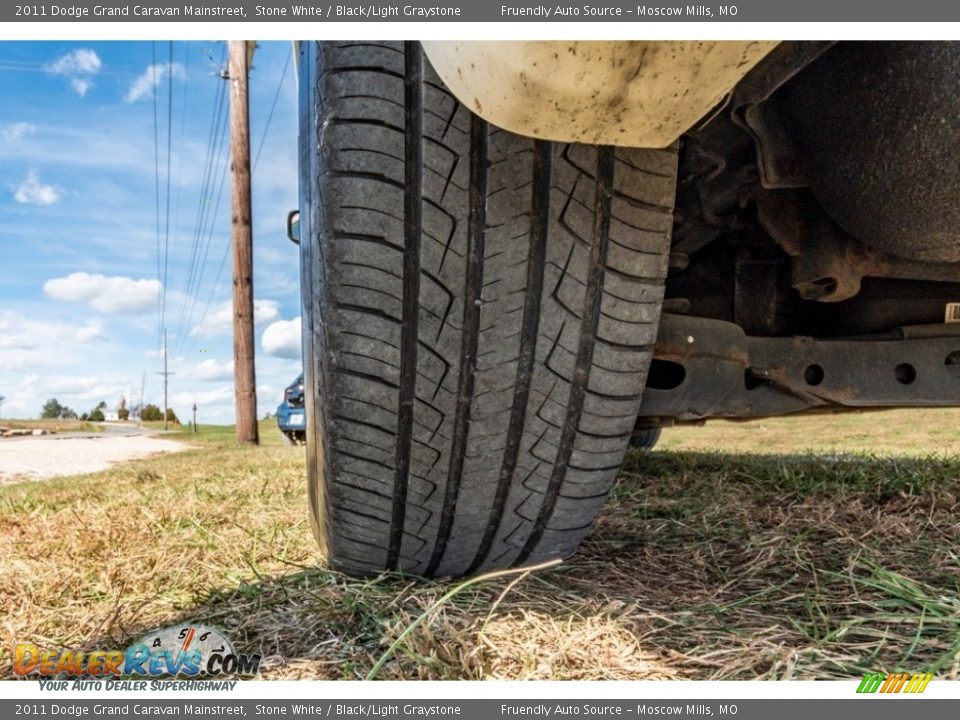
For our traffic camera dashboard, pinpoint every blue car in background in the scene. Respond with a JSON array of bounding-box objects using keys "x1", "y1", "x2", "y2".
[{"x1": 276, "y1": 373, "x2": 305, "y2": 445}]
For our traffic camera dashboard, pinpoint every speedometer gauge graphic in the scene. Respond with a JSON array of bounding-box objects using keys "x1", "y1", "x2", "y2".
[{"x1": 128, "y1": 624, "x2": 236, "y2": 676}]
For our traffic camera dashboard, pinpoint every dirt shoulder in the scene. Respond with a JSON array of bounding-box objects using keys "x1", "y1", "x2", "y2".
[{"x1": 0, "y1": 433, "x2": 191, "y2": 485}]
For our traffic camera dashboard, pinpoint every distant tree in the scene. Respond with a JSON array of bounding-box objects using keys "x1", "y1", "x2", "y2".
[
  {"x1": 96, "y1": 401, "x2": 107, "y2": 410},
  {"x1": 80, "y1": 412, "x2": 89, "y2": 421},
  {"x1": 0, "y1": 395, "x2": 5, "y2": 417},
  {"x1": 61, "y1": 408, "x2": 77, "y2": 420},
  {"x1": 139, "y1": 405, "x2": 180, "y2": 424},
  {"x1": 118, "y1": 395, "x2": 129, "y2": 421},
  {"x1": 41, "y1": 398, "x2": 65, "y2": 419},
  {"x1": 140, "y1": 404, "x2": 163, "y2": 421},
  {"x1": 89, "y1": 407, "x2": 105, "y2": 422}
]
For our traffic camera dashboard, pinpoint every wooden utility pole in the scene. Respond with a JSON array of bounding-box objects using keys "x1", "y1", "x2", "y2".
[
  {"x1": 229, "y1": 40, "x2": 258, "y2": 445},
  {"x1": 156, "y1": 329, "x2": 175, "y2": 430}
]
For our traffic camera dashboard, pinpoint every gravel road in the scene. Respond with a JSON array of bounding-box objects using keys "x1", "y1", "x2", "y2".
[{"x1": 0, "y1": 426, "x2": 190, "y2": 485}]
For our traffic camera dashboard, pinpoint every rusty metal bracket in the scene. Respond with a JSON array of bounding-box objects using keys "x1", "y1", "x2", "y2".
[
  {"x1": 757, "y1": 190, "x2": 960, "y2": 303},
  {"x1": 639, "y1": 314, "x2": 960, "y2": 421}
]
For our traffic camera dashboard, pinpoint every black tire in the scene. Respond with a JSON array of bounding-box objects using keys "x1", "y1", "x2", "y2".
[
  {"x1": 629, "y1": 427, "x2": 662, "y2": 451},
  {"x1": 281, "y1": 431, "x2": 305, "y2": 446},
  {"x1": 299, "y1": 41, "x2": 678, "y2": 577}
]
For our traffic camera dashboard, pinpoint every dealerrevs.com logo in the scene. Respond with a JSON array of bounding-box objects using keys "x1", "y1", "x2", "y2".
[{"x1": 13, "y1": 625, "x2": 261, "y2": 679}]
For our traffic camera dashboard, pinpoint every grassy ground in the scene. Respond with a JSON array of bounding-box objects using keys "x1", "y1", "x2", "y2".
[
  {"x1": 166, "y1": 421, "x2": 287, "y2": 447},
  {"x1": 657, "y1": 408, "x2": 960, "y2": 457},
  {"x1": 1, "y1": 410, "x2": 958, "y2": 680}
]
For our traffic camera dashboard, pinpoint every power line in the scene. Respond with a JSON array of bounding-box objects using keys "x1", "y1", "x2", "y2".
[
  {"x1": 171, "y1": 44, "x2": 228, "y2": 355},
  {"x1": 173, "y1": 154, "x2": 230, "y2": 359},
  {"x1": 175, "y1": 140, "x2": 230, "y2": 357},
  {"x1": 169, "y1": 40, "x2": 192, "y2": 320},
  {"x1": 167, "y1": 40, "x2": 192, "y2": 356},
  {"x1": 253, "y1": 49, "x2": 291, "y2": 173},
  {"x1": 160, "y1": 41, "x2": 174, "y2": 341},
  {"x1": 180, "y1": 46, "x2": 293, "y2": 361},
  {"x1": 182, "y1": 86, "x2": 228, "y2": 312},
  {"x1": 182, "y1": 54, "x2": 226, "y2": 294},
  {"x1": 171, "y1": 57, "x2": 230, "y2": 357},
  {"x1": 183, "y1": 231, "x2": 231, "y2": 360},
  {"x1": 152, "y1": 42, "x2": 163, "y2": 352}
]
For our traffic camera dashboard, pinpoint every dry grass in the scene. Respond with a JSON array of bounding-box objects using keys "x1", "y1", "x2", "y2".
[
  {"x1": 657, "y1": 407, "x2": 960, "y2": 457},
  {"x1": 0, "y1": 419, "x2": 104, "y2": 433},
  {"x1": 1, "y1": 410, "x2": 959, "y2": 681}
]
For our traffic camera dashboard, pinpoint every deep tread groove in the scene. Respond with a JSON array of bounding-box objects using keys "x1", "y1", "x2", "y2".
[
  {"x1": 513, "y1": 146, "x2": 615, "y2": 567},
  {"x1": 386, "y1": 41, "x2": 423, "y2": 571},
  {"x1": 424, "y1": 114, "x2": 488, "y2": 576},
  {"x1": 466, "y1": 140, "x2": 550, "y2": 575}
]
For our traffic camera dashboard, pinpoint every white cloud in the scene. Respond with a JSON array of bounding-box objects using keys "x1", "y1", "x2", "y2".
[
  {"x1": 194, "y1": 358, "x2": 234, "y2": 382},
  {"x1": 0, "y1": 313, "x2": 106, "y2": 352},
  {"x1": 257, "y1": 384, "x2": 279, "y2": 401},
  {"x1": 0, "y1": 374, "x2": 41, "y2": 416},
  {"x1": 12, "y1": 170, "x2": 62, "y2": 205},
  {"x1": 47, "y1": 48, "x2": 102, "y2": 75},
  {"x1": 46, "y1": 48, "x2": 102, "y2": 97},
  {"x1": 261, "y1": 317, "x2": 301, "y2": 360},
  {"x1": 25, "y1": 374, "x2": 132, "y2": 409},
  {"x1": 46, "y1": 375, "x2": 101, "y2": 392},
  {"x1": 75, "y1": 321, "x2": 108, "y2": 343},
  {"x1": 125, "y1": 62, "x2": 187, "y2": 103},
  {"x1": 71, "y1": 78, "x2": 93, "y2": 97},
  {"x1": 1, "y1": 122, "x2": 36, "y2": 142},
  {"x1": 43, "y1": 272, "x2": 162, "y2": 314},
  {"x1": 190, "y1": 299, "x2": 279, "y2": 338},
  {"x1": 171, "y1": 385, "x2": 235, "y2": 407},
  {"x1": 0, "y1": 312, "x2": 105, "y2": 372},
  {"x1": 74, "y1": 385, "x2": 128, "y2": 404}
]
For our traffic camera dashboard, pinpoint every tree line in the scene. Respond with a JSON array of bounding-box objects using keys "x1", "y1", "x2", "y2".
[{"x1": 40, "y1": 397, "x2": 179, "y2": 424}]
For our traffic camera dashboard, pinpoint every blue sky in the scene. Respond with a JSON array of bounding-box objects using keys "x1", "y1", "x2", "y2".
[{"x1": 0, "y1": 41, "x2": 302, "y2": 423}]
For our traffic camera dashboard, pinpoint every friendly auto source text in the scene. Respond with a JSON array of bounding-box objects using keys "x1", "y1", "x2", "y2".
[
  {"x1": 502, "y1": 5, "x2": 734, "y2": 17},
  {"x1": 501, "y1": 706, "x2": 731, "y2": 716}
]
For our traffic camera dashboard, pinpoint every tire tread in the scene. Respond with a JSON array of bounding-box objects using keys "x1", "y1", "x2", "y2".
[{"x1": 307, "y1": 41, "x2": 677, "y2": 577}]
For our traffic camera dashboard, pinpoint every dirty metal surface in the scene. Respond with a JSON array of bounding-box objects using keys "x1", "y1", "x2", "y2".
[
  {"x1": 639, "y1": 314, "x2": 960, "y2": 420},
  {"x1": 422, "y1": 41, "x2": 777, "y2": 148}
]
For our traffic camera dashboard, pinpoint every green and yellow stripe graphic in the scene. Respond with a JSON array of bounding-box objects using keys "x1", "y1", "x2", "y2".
[{"x1": 857, "y1": 672, "x2": 933, "y2": 694}]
